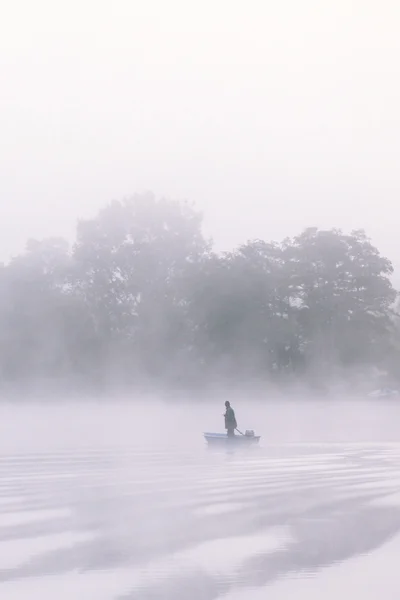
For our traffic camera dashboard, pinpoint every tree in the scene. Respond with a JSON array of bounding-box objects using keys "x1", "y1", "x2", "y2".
[
  {"x1": 0, "y1": 195, "x2": 398, "y2": 394},
  {"x1": 283, "y1": 228, "x2": 397, "y2": 378},
  {"x1": 71, "y1": 193, "x2": 209, "y2": 384},
  {"x1": 0, "y1": 238, "x2": 95, "y2": 387},
  {"x1": 186, "y1": 241, "x2": 302, "y2": 382}
]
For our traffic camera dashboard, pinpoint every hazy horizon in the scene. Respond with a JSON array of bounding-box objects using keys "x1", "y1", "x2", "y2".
[{"x1": 2, "y1": 3, "x2": 400, "y2": 597}]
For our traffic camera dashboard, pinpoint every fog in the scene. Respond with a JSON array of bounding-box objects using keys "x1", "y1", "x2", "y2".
[
  {"x1": 1, "y1": 1, "x2": 400, "y2": 267},
  {"x1": 2, "y1": 0, "x2": 400, "y2": 598},
  {"x1": 2, "y1": 398, "x2": 400, "y2": 599}
]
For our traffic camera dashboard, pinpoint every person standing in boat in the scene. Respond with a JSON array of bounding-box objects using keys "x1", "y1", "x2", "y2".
[{"x1": 224, "y1": 401, "x2": 237, "y2": 437}]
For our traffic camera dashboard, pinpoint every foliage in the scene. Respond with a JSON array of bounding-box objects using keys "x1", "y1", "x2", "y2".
[{"x1": 0, "y1": 194, "x2": 398, "y2": 391}]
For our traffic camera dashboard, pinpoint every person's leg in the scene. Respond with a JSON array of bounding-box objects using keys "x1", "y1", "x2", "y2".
[{"x1": 227, "y1": 428, "x2": 235, "y2": 437}]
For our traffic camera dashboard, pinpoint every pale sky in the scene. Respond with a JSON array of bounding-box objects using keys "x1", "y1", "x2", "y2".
[{"x1": 1, "y1": 1, "x2": 400, "y2": 269}]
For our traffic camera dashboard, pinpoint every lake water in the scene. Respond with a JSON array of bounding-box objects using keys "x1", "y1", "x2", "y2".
[{"x1": 1, "y1": 398, "x2": 400, "y2": 599}]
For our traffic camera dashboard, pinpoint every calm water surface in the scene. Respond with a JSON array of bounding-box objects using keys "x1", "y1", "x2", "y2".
[{"x1": 0, "y1": 399, "x2": 400, "y2": 599}]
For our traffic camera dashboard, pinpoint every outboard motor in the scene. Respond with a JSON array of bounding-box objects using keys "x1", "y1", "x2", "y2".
[{"x1": 245, "y1": 430, "x2": 255, "y2": 437}]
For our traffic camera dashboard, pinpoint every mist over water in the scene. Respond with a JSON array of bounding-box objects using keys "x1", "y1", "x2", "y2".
[
  {"x1": 2, "y1": 0, "x2": 400, "y2": 596},
  {"x1": 2, "y1": 397, "x2": 400, "y2": 599}
]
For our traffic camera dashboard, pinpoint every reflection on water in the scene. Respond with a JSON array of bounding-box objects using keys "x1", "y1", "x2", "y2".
[{"x1": 0, "y1": 400, "x2": 400, "y2": 599}]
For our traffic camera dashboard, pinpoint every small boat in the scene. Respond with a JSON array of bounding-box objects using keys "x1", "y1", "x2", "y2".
[{"x1": 204, "y1": 431, "x2": 260, "y2": 446}]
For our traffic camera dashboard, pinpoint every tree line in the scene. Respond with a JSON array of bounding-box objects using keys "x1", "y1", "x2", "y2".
[{"x1": 0, "y1": 193, "x2": 398, "y2": 394}]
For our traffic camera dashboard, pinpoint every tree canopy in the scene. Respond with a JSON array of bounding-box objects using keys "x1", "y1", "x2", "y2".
[{"x1": 0, "y1": 193, "x2": 398, "y2": 394}]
